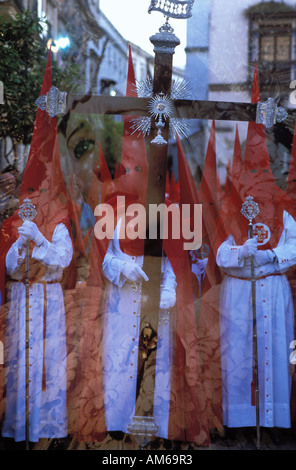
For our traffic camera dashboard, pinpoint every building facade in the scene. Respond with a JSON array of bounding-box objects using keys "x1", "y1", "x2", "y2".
[
  {"x1": 0, "y1": 0, "x2": 184, "y2": 173},
  {"x1": 185, "y1": 0, "x2": 296, "y2": 187}
]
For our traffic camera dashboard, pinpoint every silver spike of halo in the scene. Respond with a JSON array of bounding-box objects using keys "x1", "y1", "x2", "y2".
[
  {"x1": 171, "y1": 78, "x2": 192, "y2": 100},
  {"x1": 134, "y1": 77, "x2": 191, "y2": 100},
  {"x1": 133, "y1": 77, "x2": 153, "y2": 98},
  {"x1": 130, "y1": 116, "x2": 152, "y2": 137},
  {"x1": 131, "y1": 116, "x2": 190, "y2": 140},
  {"x1": 170, "y1": 117, "x2": 190, "y2": 138}
]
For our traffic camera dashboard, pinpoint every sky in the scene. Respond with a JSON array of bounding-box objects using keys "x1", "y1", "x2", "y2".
[{"x1": 99, "y1": 0, "x2": 187, "y2": 69}]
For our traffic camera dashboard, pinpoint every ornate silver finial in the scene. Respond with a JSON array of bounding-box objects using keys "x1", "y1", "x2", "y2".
[
  {"x1": 35, "y1": 86, "x2": 67, "y2": 117},
  {"x1": 148, "y1": 0, "x2": 195, "y2": 19},
  {"x1": 256, "y1": 97, "x2": 288, "y2": 129},
  {"x1": 19, "y1": 198, "x2": 37, "y2": 221},
  {"x1": 127, "y1": 416, "x2": 159, "y2": 449},
  {"x1": 241, "y1": 196, "x2": 260, "y2": 224}
]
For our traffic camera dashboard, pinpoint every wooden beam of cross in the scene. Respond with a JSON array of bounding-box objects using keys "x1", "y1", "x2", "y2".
[
  {"x1": 62, "y1": 94, "x2": 256, "y2": 122},
  {"x1": 49, "y1": 86, "x2": 294, "y2": 125},
  {"x1": 37, "y1": 4, "x2": 295, "y2": 448}
]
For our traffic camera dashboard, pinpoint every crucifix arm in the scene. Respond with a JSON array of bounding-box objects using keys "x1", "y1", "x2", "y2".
[
  {"x1": 173, "y1": 99, "x2": 257, "y2": 122},
  {"x1": 39, "y1": 86, "x2": 294, "y2": 130},
  {"x1": 65, "y1": 94, "x2": 258, "y2": 123}
]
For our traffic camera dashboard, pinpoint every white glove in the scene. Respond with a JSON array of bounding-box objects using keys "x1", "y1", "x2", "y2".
[
  {"x1": 254, "y1": 250, "x2": 274, "y2": 267},
  {"x1": 15, "y1": 234, "x2": 28, "y2": 250},
  {"x1": 122, "y1": 262, "x2": 149, "y2": 283},
  {"x1": 238, "y1": 238, "x2": 257, "y2": 259},
  {"x1": 18, "y1": 220, "x2": 46, "y2": 247},
  {"x1": 160, "y1": 288, "x2": 176, "y2": 309}
]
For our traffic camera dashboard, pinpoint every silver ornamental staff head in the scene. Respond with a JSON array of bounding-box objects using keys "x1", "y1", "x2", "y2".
[
  {"x1": 256, "y1": 97, "x2": 288, "y2": 129},
  {"x1": 127, "y1": 416, "x2": 159, "y2": 449},
  {"x1": 241, "y1": 196, "x2": 260, "y2": 224},
  {"x1": 18, "y1": 198, "x2": 37, "y2": 221},
  {"x1": 148, "y1": 0, "x2": 195, "y2": 19},
  {"x1": 35, "y1": 86, "x2": 67, "y2": 118}
]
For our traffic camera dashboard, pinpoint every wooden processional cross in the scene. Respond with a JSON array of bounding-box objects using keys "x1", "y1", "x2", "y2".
[{"x1": 38, "y1": 0, "x2": 294, "y2": 448}]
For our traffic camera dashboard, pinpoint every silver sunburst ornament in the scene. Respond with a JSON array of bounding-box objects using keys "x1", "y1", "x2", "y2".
[{"x1": 131, "y1": 78, "x2": 191, "y2": 143}]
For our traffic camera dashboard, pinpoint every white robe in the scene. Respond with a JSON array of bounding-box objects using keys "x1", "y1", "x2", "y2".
[
  {"x1": 2, "y1": 223, "x2": 73, "y2": 442},
  {"x1": 102, "y1": 220, "x2": 177, "y2": 438},
  {"x1": 217, "y1": 210, "x2": 296, "y2": 428}
]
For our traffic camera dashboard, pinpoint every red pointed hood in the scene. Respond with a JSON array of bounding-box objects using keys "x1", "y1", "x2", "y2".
[
  {"x1": 114, "y1": 44, "x2": 148, "y2": 204},
  {"x1": 242, "y1": 61, "x2": 275, "y2": 181},
  {"x1": 239, "y1": 62, "x2": 295, "y2": 246},
  {"x1": 213, "y1": 63, "x2": 296, "y2": 254},
  {"x1": 216, "y1": 173, "x2": 223, "y2": 204},
  {"x1": 198, "y1": 121, "x2": 220, "y2": 247},
  {"x1": 166, "y1": 171, "x2": 180, "y2": 204},
  {"x1": 171, "y1": 171, "x2": 180, "y2": 203},
  {"x1": 0, "y1": 49, "x2": 74, "y2": 297},
  {"x1": 221, "y1": 159, "x2": 232, "y2": 202},
  {"x1": 13, "y1": 50, "x2": 70, "y2": 239},
  {"x1": 100, "y1": 45, "x2": 149, "y2": 257},
  {"x1": 231, "y1": 125, "x2": 243, "y2": 190},
  {"x1": 199, "y1": 121, "x2": 218, "y2": 209},
  {"x1": 287, "y1": 121, "x2": 296, "y2": 201},
  {"x1": 177, "y1": 134, "x2": 199, "y2": 206},
  {"x1": 99, "y1": 143, "x2": 116, "y2": 203}
]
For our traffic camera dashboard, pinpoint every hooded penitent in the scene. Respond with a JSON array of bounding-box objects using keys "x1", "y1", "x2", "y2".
[
  {"x1": 69, "y1": 46, "x2": 212, "y2": 446},
  {"x1": 0, "y1": 48, "x2": 75, "y2": 307},
  {"x1": 0, "y1": 49, "x2": 75, "y2": 424},
  {"x1": 213, "y1": 62, "x2": 296, "y2": 258}
]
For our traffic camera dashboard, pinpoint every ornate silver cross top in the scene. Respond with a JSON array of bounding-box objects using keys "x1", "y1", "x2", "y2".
[
  {"x1": 18, "y1": 198, "x2": 37, "y2": 222},
  {"x1": 241, "y1": 196, "x2": 260, "y2": 225}
]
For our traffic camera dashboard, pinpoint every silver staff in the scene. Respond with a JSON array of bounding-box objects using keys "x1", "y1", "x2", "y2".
[
  {"x1": 241, "y1": 195, "x2": 260, "y2": 450},
  {"x1": 18, "y1": 198, "x2": 37, "y2": 450}
]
